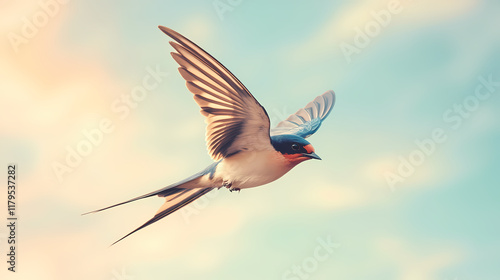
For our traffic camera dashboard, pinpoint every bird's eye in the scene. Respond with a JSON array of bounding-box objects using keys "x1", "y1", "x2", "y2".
[{"x1": 291, "y1": 143, "x2": 300, "y2": 151}]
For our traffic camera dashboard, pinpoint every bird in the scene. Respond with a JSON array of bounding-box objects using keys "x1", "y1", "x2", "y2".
[{"x1": 84, "y1": 26, "x2": 336, "y2": 245}]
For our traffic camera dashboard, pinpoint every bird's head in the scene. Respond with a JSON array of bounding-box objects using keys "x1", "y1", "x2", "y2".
[{"x1": 270, "y1": 134, "x2": 321, "y2": 165}]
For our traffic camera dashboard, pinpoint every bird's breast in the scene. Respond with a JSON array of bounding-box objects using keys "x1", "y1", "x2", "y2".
[{"x1": 215, "y1": 150, "x2": 292, "y2": 189}]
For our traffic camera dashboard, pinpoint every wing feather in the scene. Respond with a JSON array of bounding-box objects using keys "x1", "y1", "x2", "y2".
[
  {"x1": 159, "y1": 26, "x2": 272, "y2": 160},
  {"x1": 271, "y1": 91, "x2": 336, "y2": 138}
]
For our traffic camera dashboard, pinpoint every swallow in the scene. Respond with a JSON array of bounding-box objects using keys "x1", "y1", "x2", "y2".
[{"x1": 84, "y1": 26, "x2": 336, "y2": 245}]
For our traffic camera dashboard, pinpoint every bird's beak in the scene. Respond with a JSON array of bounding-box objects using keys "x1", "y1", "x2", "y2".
[{"x1": 303, "y1": 152, "x2": 322, "y2": 160}]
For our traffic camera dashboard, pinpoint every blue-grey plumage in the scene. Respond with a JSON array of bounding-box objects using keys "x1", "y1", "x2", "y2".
[
  {"x1": 83, "y1": 26, "x2": 336, "y2": 246},
  {"x1": 271, "y1": 90, "x2": 335, "y2": 138}
]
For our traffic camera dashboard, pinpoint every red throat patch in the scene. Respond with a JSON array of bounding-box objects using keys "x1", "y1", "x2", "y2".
[
  {"x1": 304, "y1": 144, "x2": 315, "y2": 154},
  {"x1": 282, "y1": 153, "x2": 310, "y2": 165}
]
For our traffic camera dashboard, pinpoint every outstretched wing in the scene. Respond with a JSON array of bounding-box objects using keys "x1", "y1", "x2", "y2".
[
  {"x1": 271, "y1": 91, "x2": 335, "y2": 138},
  {"x1": 159, "y1": 26, "x2": 273, "y2": 161}
]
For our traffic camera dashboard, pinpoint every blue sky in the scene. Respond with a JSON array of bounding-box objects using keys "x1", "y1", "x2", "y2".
[{"x1": 1, "y1": 0, "x2": 499, "y2": 279}]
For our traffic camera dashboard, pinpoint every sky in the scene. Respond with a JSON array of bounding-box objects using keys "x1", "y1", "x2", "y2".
[{"x1": 1, "y1": 0, "x2": 499, "y2": 279}]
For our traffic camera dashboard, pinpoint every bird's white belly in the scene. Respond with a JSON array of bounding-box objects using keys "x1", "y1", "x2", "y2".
[{"x1": 215, "y1": 150, "x2": 292, "y2": 189}]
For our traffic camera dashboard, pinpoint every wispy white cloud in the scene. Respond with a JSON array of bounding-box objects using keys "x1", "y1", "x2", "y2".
[
  {"x1": 374, "y1": 237, "x2": 465, "y2": 280},
  {"x1": 287, "y1": 0, "x2": 478, "y2": 61}
]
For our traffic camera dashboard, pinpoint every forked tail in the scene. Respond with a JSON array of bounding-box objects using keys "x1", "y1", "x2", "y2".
[
  {"x1": 83, "y1": 162, "x2": 220, "y2": 245},
  {"x1": 110, "y1": 187, "x2": 214, "y2": 246}
]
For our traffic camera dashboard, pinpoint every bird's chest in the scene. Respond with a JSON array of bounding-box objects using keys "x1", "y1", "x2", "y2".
[{"x1": 215, "y1": 150, "x2": 292, "y2": 189}]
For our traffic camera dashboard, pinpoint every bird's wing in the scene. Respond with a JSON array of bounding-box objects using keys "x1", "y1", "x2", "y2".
[
  {"x1": 159, "y1": 26, "x2": 272, "y2": 160},
  {"x1": 271, "y1": 91, "x2": 335, "y2": 138}
]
